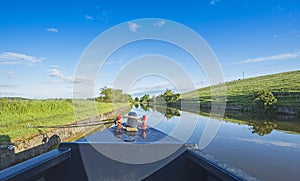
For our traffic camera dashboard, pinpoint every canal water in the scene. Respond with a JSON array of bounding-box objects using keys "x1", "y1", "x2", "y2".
[{"x1": 126, "y1": 106, "x2": 300, "y2": 181}]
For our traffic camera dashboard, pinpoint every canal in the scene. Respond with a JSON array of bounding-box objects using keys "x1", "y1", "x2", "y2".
[{"x1": 83, "y1": 105, "x2": 300, "y2": 181}]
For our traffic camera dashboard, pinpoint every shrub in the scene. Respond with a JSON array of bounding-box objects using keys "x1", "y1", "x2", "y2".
[{"x1": 253, "y1": 89, "x2": 278, "y2": 111}]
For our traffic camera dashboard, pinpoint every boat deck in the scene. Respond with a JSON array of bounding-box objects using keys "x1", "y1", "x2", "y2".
[
  {"x1": 0, "y1": 124, "x2": 260, "y2": 181},
  {"x1": 77, "y1": 123, "x2": 181, "y2": 143}
]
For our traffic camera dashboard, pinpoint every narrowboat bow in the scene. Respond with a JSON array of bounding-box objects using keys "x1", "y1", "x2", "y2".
[{"x1": 0, "y1": 114, "x2": 259, "y2": 181}]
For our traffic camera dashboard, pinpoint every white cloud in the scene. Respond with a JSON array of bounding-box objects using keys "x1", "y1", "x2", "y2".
[
  {"x1": 0, "y1": 52, "x2": 43, "y2": 65},
  {"x1": 46, "y1": 28, "x2": 59, "y2": 32},
  {"x1": 0, "y1": 70, "x2": 13, "y2": 76},
  {"x1": 50, "y1": 65, "x2": 60, "y2": 68},
  {"x1": 233, "y1": 138, "x2": 300, "y2": 149},
  {"x1": 238, "y1": 53, "x2": 298, "y2": 64},
  {"x1": 154, "y1": 20, "x2": 166, "y2": 27},
  {"x1": 0, "y1": 84, "x2": 17, "y2": 88},
  {"x1": 84, "y1": 14, "x2": 94, "y2": 20},
  {"x1": 129, "y1": 82, "x2": 177, "y2": 97},
  {"x1": 0, "y1": 71, "x2": 13, "y2": 79},
  {"x1": 0, "y1": 90, "x2": 22, "y2": 96},
  {"x1": 48, "y1": 68, "x2": 64, "y2": 78},
  {"x1": 128, "y1": 22, "x2": 140, "y2": 32},
  {"x1": 71, "y1": 75, "x2": 93, "y2": 84},
  {"x1": 47, "y1": 68, "x2": 92, "y2": 84}
]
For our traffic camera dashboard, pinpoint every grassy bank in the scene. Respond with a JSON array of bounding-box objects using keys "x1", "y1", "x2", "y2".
[
  {"x1": 0, "y1": 98, "x2": 126, "y2": 143},
  {"x1": 181, "y1": 70, "x2": 300, "y2": 107}
]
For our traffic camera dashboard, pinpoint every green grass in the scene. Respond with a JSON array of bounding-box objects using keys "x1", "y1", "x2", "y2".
[
  {"x1": 0, "y1": 98, "x2": 127, "y2": 143},
  {"x1": 181, "y1": 70, "x2": 300, "y2": 106}
]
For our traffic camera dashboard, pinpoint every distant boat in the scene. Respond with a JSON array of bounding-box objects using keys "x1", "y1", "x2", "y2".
[{"x1": 0, "y1": 117, "x2": 259, "y2": 181}]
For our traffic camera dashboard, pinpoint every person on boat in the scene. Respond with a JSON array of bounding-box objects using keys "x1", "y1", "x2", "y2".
[
  {"x1": 126, "y1": 113, "x2": 147, "y2": 131},
  {"x1": 115, "y1": 112, "x2": 147, "y2": 132},
  {"x1": 114, "y1": 115, "x2": 123, "y2": 131},
  {"x1": 126, "y1": 112, "x2": 139, "y2": 132},
  {"x1": 141, "y1": 127, "x2": 147, "y2": 139}
]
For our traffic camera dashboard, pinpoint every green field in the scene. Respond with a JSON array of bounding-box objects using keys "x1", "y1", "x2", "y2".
[
  {"x1": 0, "y1": 98, "x2": 126, "y2": 143},
  {"x1": 181, "y1": 70, "x2": 300, "y2": 106}
]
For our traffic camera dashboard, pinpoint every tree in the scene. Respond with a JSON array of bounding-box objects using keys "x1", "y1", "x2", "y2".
[
  {"x1": 127, "y1": 95, "x2": 133, "y2": 103},
  {"x1": 134, "y1": 97, "x2": 139, "y2": 103},
  {"x1": 155, "y1": 94, "x2": 165, "y2": 104},
  {"x1": 150, "y1": 95, "x2": 156, "y2": 104},
  {"x1": 140, "y1": 94, "x2": 150, "y2": 104},
  {"x1": 253, "y1": 89, "x2": 277, "y2": 110},
  {"x1": 98, "y1": 87, "x2": 112, "y2": 102},
  {"x1": 97, "y1": 87, "x2": 131, "y2": 103},
  {"x1": 162, "y1": 89, "x2": 180, "y2": 104}
]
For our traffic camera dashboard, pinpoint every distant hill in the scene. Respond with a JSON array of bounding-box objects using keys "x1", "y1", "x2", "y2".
[{"x1": 181, "y1": 70, "x2": 300, "y2": 107}]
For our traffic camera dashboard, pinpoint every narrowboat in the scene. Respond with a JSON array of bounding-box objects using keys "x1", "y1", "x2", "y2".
[{"x1": 0, "y1": 113, "x2": 259, "y2": 181}]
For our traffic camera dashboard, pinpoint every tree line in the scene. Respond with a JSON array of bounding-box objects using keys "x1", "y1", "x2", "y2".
[
  {"x1": 95, "y1": 87, "x2": 181, "y2": 105},
  {"x1": 96, "y1": 86, "x2": 278, "y2": 112},
  {"x1": 130, "y1": 89, "x2": 180, "y2": 105},
  {"x1": 95, "y1": 87, "x2": 132, "y2": 103}
]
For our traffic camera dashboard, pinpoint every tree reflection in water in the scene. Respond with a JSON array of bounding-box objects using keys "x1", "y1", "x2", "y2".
[
  {"x1": 131, "y1": 103, "x2": 181, "y2": 119},
  {"x1": 151, "y1": 105, "x2": 181, "y2": 119},
  {"x1": 130, "y1": 103, "x2": 284, "y2": 136},
  {"x1": 134, "y1": 103, "x2": 139, "y2": 109},
  {"x1": 164, "y1": 107, "x2": 181, "y2": 119},
  {"x1": 249, "y1": 121, "x2": 278, "y2": 136},
  {"x1": 140, "y1": 103, "x2": 149, "y2": 111}
]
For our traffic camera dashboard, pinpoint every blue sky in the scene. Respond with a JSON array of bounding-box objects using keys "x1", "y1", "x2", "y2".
[{"x1": 0, "y1": 0, "x2": 299, "y2": 98}]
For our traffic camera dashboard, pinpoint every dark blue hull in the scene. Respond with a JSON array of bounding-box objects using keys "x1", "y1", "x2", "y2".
[{"x1": 0, "y1": 126, "x2": 259, "y2": 181}]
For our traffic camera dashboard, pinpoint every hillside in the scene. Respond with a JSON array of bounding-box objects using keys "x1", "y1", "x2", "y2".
[{"x1": 181, "y1": 70, "x2": 300, "y2": 106}]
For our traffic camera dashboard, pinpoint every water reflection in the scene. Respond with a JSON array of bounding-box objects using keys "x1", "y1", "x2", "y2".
[
  {"x1": 134, "y1": 103, "x2": 139, "y2": 109},
  {"x1": 140, "y1": 103, "x2": 149, "y2": 111},
  {"x1": 186, "y1": 108, "x2": 300, "y2": 136},
  {"x1": 221, "y1": 112, "x2": 300, "y2": 136},
  {"x1": 131, "y1": 103, "x2": 181, "y2": 119},
  {"x1": 138, "y1": 106, "x2": 300, "y2": 180},
  {"x1": 153, "y1": 105, "x2": 181, "y2": 119},
  {"x1": 249, "y1": 121, "x2": 278, "y2": 136},
  {"x1": 133, "y1": 102, "x2": 300, "y2": 137}
]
